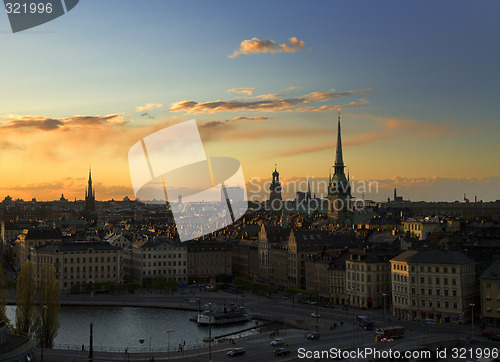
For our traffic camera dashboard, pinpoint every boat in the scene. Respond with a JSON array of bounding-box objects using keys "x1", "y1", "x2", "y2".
[{"x1": 197, "y1": 306, "x2": 250, "y2": 325}]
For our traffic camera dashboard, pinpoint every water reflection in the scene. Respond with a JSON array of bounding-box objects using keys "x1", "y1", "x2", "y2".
[{"x1": 6, "y1": 305, "x2": 256, "y2": 350}]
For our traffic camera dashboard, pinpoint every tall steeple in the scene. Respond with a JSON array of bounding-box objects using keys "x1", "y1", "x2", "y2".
[
  {"x1": 87, "y1": 167, "x2": 93, "y2": 198},
  {"x1": 269, "y1": 164, "x2": 282, "y2": 211},
  {"x1": 334, "y1": 108, "x2": 345, "y2": 175},
  {"x1": 327, "y1": 108, "x2": 352, "y2": 225},
  {"x1": 85, "y1": 168, "x2": 96, "y2": 214}
]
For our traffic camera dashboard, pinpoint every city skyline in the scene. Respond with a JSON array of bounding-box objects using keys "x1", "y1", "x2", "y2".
[{"x1": 1, "y1": 1, "x2": 499, "y2": 202}]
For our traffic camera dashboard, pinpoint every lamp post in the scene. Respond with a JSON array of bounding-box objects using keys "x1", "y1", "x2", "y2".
[
  {"x1": 382, "y1": 293, "x2": 387, "y2": 326},
  {"x1": 41, "y1": 305, "x2": 48, "y2": 362},
  {"x1": 88, "y1": 323, "x2": 93, "y2": 362},
  {"x1": 470, "y1": 303, "x2": 475, "y2": 339},
  {"x1": 163, "y1": 329, "x2": 175, "y2": 359}
]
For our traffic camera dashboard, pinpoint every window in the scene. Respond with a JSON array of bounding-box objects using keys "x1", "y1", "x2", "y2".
[
  {"x1": 436, "y1": 300, "x2": 441, "y2": 308},
  {"x1": 428, "y1": 289, "x2": 432, "y2": 295},
  {"x1": 436, "y1": 277, "x2": 440, "y2": 284},
  {"x1": 452, "y1": 290, "x2": 457, "y2": 297},
  {"x1": 421, "y1": 300, "x2": 426, "y2": 307},
  {"x1": 421, "y1": 277, "x2": 425, "y2": 283},
  {"x1": 428, "y1": 267, "x2": 431, "y2": 272}
]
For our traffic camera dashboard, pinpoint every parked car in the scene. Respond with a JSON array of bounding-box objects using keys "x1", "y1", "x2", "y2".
[
  {"x1": 274, "y1": 348, "x2": 291, "y2": 356},
  {"x1": 227, "y1": 348, "x2": 245, "y2": 357},
  {"x1": 306, "y1": 332, "x2": 320, "y2": 340},
  {"x1": 270, "y1": 338, "x2": 285, "y2": 346}
]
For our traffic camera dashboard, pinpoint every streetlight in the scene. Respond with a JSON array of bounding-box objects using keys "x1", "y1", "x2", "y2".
[
  {"x1": 162, "y1": 329, "x2": 175, "y2": 359},
  {"x1": 470, "y1": 303, "x2": 475, "y2": 339},
  {"x1": 41, "y1": 305, "x2": 48, "y2": 362},
  {"x1": 88, "y1": 322, "x2": 93, "y2": 362},
  {"x1": 382, "y1": 293, "x2": 387, "y2": 326}
]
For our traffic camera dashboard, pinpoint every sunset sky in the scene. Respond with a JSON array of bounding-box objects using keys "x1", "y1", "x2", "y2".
[{"x1": 1, "y1": 1, "x2": 499, "y2": 202}]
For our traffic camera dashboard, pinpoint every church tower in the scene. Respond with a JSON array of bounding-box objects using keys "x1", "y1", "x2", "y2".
[
  {"x1": 269, "y1": 164, "x2": 282, "y2": 210},
  {"x1": 85, "y1": 168, "x2": 96, "y2": 213},
  {"x1": 327, "y1": 109, "x2": 352, "y2": 224}
]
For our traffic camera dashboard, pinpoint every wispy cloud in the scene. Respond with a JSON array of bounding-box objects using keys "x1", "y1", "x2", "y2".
[
  {"x1": 168, "y1": 89, "x2": 376, "y2": 114},
  {"x1": 232, "y1": 116, "x2": 269, "y2": 121},
  {"x1": 135, "y1": 103, "x2": 163, "y2": 112},
  {"x1": 229, "y1": 37, "x2": 306, "y2": 58},
  {"x1": 227, "y1": 88, "x2": 254, "y2": 96},
  {"x1": 0, "y1": 114, "x2": 125, "y2": 131},
  {"x1": 285, "y1": 86, "x2": 304, "y2": 91}
]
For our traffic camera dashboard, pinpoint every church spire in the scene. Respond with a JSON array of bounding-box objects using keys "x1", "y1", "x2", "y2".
[{"x1": 334, "y1": 108, "x2": 344, "y2": 174}]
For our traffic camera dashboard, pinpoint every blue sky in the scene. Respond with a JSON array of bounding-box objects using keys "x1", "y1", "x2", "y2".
[{"x1": 1, "y1": 0, "x2": 499, "y2": 202}]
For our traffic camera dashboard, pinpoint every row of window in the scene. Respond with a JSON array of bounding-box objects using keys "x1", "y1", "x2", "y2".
[
  {"x1": 143, "y1": 269, "x2": 186, "y2": 275},
  {"x1": 66, "y1": 273, "x2": 117, "y2": 280},
  {"x1": 64, "y1": 265, "x2": 117, "y2": 272},
  {"x1": 484, "y1": 283, "x2": 500, "y2": 289},
  {"x1": 146, "y1": 253, "x2": 184, "y2": 259},
  {"x1": 393, "y1": 264, "x2": 460, "y2": 274},
  {"x1": 143, "y1": 261, "x2": 186, "y2": 267}
]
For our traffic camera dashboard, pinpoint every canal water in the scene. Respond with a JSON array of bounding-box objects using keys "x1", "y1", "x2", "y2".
[{"x1": 6, "y1": 305, "x2": 258, "y2": 351}]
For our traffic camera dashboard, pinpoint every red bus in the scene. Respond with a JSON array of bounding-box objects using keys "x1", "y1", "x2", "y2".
[{"x1": 375, "y1": 326, "x2": 405, "y2": 339}]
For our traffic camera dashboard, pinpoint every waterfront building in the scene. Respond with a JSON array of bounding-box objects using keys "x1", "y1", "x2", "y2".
[
  {"x1": 130, "y1": 236, "x2": 187, "y2": 285},
  {"x1": 288, "y1": 229, "x2": 330, "y2": 289},
  {"x1": 15, "y1": 227, "x2": 63, "y2": 268},
  {"x1": 345, "y1": 250, "x2": 393, "y2": 309},
  {"x1": 479, "y1": 260, "x2": 500, "y2": 328},
  {"x1": 231, "y1": 239, "x2": 259, "y2": 280},
  {"x1": 390, "y1": 250, "x2": 478, "y2": 323},
  {"x1": 31, "y1": 241, "x2": 122, "y2": 289},
  {"x1": 186, "y1": 240, "x2": 232, "y2": 283},
  {"x1": 257, "y1": 225, "x2": 289, "y2": 283}
]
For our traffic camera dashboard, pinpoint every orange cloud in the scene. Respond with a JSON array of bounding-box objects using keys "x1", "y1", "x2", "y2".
[
  {"x1": 168, "y1": 89, "x2": 376, "y2": 114},
  {"x1": 232, "y1": 116, "x2": 269, "y2": 121},
  {"x1": 0, "y1": 114, "x2": 125, "y2": 131},
  {"x1": 227, "y1": 88, "x2": 254, "y2": 96},
  {"x1": 229, "y1": 37, "x2": 306, "y2": 58},
  {"x1": 135, "y1": 103, "x2": 163, "y2": 112}
]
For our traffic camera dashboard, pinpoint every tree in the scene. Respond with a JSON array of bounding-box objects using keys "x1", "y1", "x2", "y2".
[
  {"x1": 0, "y1": 264, "x2": 9, "y2": 324},
  {"x1": 35, "y1": 263, "x2": 60, "y2": 348},
  {"x1": 15, "y1": 261, "x2": 36, "y2": 335}
]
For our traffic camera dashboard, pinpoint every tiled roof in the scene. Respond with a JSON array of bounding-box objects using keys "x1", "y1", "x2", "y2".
[{"x1": 480, "y1": 260, "x2": 500, "y2": 280}]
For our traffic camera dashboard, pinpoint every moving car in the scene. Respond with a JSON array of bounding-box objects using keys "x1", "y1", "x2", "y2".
[
  {"x1": 227, "y1": 348, "x2": 245, "y2": 357},
  {"x1": 274, "y1": 348, "x2": 291, "y2": 356},
  {"x1": 310, "y1": 313, "x2": 320, "y2": 318},
  {"x1": 306, "y1": 332, "x2": 320, "y2": 340},
  {"x1": 270, "y1": 338, "x2": 285, "y2": 346}
]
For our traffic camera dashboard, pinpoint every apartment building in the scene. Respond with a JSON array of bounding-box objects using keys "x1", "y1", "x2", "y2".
[
  {"x1": 345, "y1": 251, "x2": 393, "y2": 309},
  {"x1": 390, "y1": 250, "x2": 478, "y2": 323},
  {"x1": 130, "y1": 237, "x2": 187, "y2": 284},
  {"x1": 479, "y1": 260, "x2": 500, "y2": 328},
  {"x1": 31, "y1": 242, "x2": 122, "y2": 289},
  {"x1": 186, "y1": 240, "x2": 232, "y2": 283}
]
